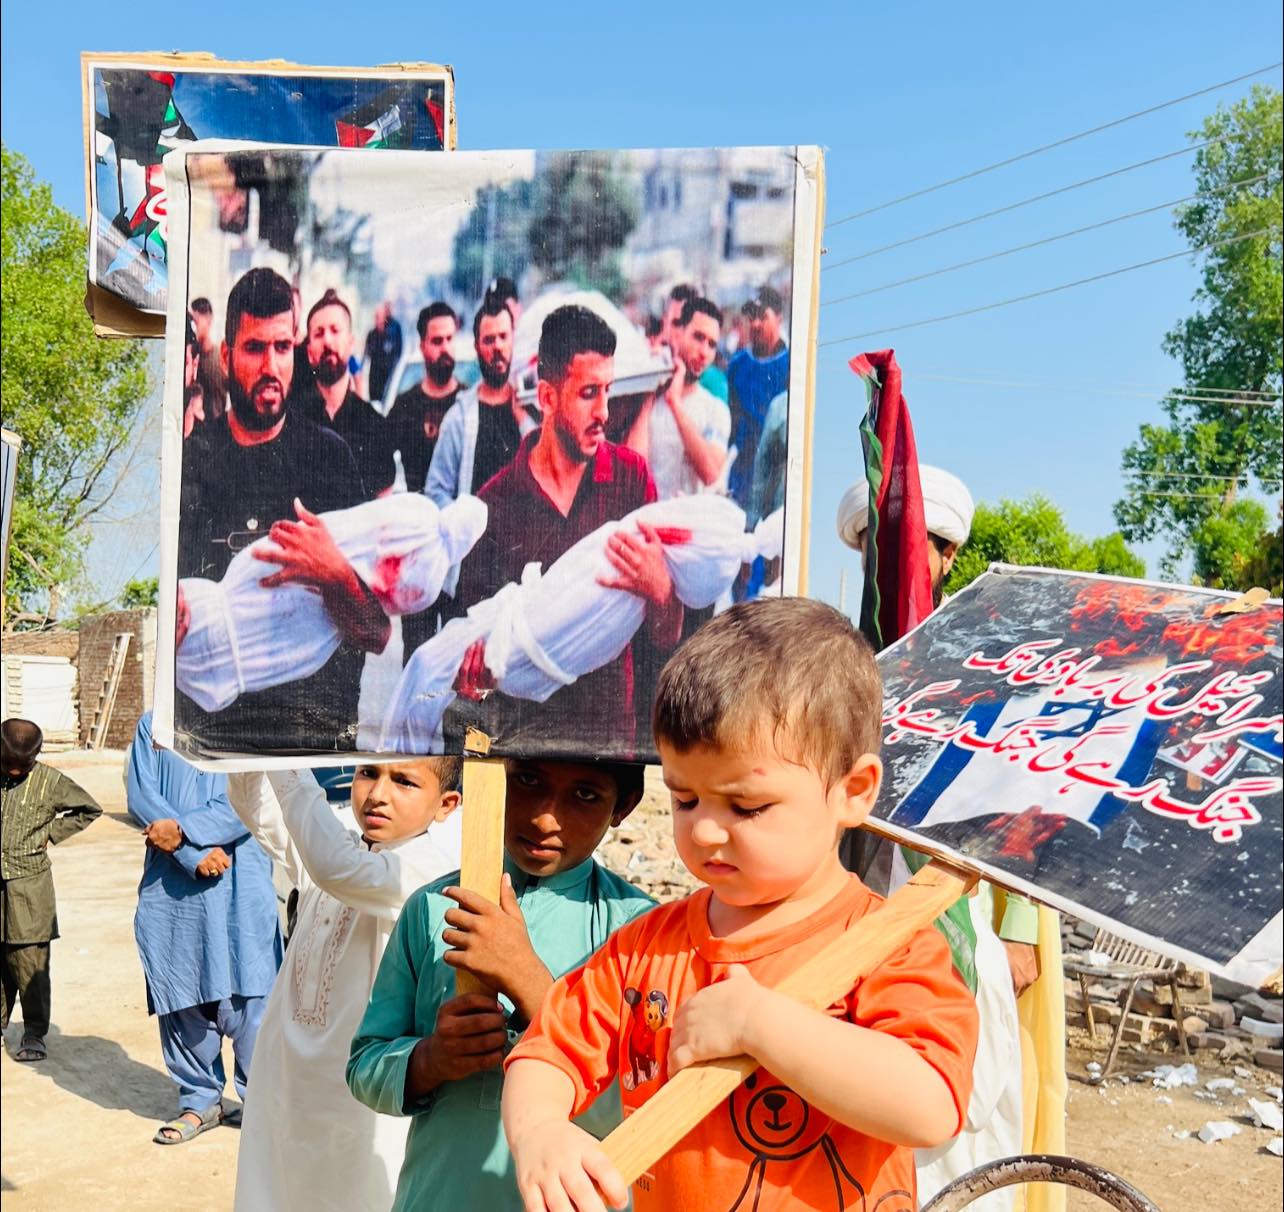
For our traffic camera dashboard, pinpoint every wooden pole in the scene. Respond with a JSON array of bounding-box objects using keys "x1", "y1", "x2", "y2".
[
  {"x1": 455, "y1": 727, "x2": 508, "y2": 996},
  {"x1": 599, "y1": 858, "x2": 975, "y2": 1186}
]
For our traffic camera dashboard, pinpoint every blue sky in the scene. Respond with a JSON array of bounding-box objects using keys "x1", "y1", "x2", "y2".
[{"x1": 2, "y1": 1, "x2": 1281, "y2": 608}]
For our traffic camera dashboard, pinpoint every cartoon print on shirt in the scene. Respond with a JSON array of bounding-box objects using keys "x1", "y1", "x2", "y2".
[
  {"x1": 723, "y1": 1071, "x2": 912, "y2": 1211},
  {"x1": 622, "y1": 986, "x2": 669, "y2": 1091}
]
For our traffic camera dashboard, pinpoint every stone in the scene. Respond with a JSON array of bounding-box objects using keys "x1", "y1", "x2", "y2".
[
  {"x1": 1212, "y1": 975, "x2": 1254, "y2": 1001},
  {"x1": 1154, "y1": 980, "x2": 1213, "y2": 1007},
  {"x1": 1236, "y1": 992, "x2": 1284, "y2": 1024},
  {"x1": 1073, "y1": 919, "x2": 1098, "y2": 943},
  {"x1": 1202, "y1": 1000, "x2": 1237, "y2": 1031},
  {"x1": 1256, "y1": 1049, "x2": 1284, "y2": 1074},
  {"x1": 1190, "y1": 1031, "x2": 1233, "y2": 1051},
  {"x1": 1181, "y1": 1015, "x2": 1210, "y2": 1037},
  {"x1": 1176, "y1": 965, "x2": 1211, "y2": 990}
]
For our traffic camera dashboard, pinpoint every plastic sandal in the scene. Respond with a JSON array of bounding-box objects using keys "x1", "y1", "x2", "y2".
[
  {"x1": 13, "y1": 1036, "x2": 47, "y2": 1062},
  {"x1": 153, "y1": 1104, "x2": 223, "y2": 1145}
]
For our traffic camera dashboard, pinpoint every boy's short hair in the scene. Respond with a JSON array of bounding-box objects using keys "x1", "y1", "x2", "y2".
[
  {"x1": 428, "y1": 756, "x2": 464, "y2": 794},
  {"x1": 653, "y1": 597, "x2": 882, "y2": 784},
  {"x1": 1, "y1": 718, "x2": 44, "y2": 763},
  {"x1": 596, "y1": 762, "x2": 644, "y2": 818}
]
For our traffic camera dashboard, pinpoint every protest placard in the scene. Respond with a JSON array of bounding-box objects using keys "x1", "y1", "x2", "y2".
[
  {"x1": 81, "y1": 53, "x2": 455, "y2": 335},
  {"x1": 152, "y1": 144, "x2": 823, "y2": 766},
  {"x1": 867, "y1": 565, "x2": 1282, "y2": 986}
]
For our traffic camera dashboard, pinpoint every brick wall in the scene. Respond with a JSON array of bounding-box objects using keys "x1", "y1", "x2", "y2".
[{"x1": 76, "y1": 608, "x2": 157, "y2": 748}]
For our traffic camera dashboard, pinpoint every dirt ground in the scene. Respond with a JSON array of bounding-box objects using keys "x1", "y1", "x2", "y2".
[{"x1": 2, "y1": 753, "x2": 1280, "y2": 1210}]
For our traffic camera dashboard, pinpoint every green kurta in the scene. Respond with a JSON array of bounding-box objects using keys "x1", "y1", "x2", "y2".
[
  {"x1": 1, "y1": 763, "x2": 102, "y2": 942},
  {"x1": 347, "y1": 855, "x2": 654, "y2": 1211}
]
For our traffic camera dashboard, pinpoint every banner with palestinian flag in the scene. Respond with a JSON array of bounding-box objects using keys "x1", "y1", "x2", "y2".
[{"x1": 82, "y1": 54, "x2": 455, "y2": 334}]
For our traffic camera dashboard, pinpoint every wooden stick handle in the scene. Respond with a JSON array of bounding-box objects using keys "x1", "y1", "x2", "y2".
[
  {"x1": 455, "y1": 731, "x2": 507, "y2": 996},
  {"x1": 600, "y1": 859, "x2": 976, "y2": 1185}
]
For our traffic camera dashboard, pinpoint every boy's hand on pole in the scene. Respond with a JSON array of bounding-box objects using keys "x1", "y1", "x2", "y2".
[
  {"x1": 441, "y1": 876, "x2": 554, "y2": 1019},
  {"x1": 668, "y1": 964, "x2": 769, "y2": 1074},
  {"x1": 410, "y1": 994, "x2": 508, "y2": 1088},
  {"x1": 512, "y1": 1119, "x2": 629, "y2": 1212}
]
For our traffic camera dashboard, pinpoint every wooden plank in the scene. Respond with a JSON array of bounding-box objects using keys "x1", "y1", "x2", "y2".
[
  {"x1": 795, "y1": 151, "x2": 825, "y2": 597},
  {"x1": 600, "y1": 858, "x2": 975, "y2": 1186},
  {"x1": 455, "y1": 728, "x2": 508, "y2": 996}
]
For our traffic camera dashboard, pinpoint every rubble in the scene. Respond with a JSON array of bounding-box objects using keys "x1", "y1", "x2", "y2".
[
  {"x1": 1267, "y1": 1138, "x2": 1283, "y2": 1158},
  {"x1": 1060, "y1": 916, "x2": 1284, "y2": 1072},
  {"x1": 1249, "y1": 1098, "x2": 1284, "y2": 1133},
  {"x1": 1197, "y1": 1120, "x2": 1242, "y2": 1143},
  {"x1": 1149, "y1": 1062, "x2": 1199, "y2": 1089}
]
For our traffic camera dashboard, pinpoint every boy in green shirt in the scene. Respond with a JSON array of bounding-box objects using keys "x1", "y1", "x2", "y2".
[{"x1": 347, "y1": 759, "x2": 654, "y2": 1210}]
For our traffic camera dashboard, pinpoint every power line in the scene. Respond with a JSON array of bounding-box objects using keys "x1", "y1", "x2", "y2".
[
  {"x1": 818, "y1": 227, "x2": 1278, "y2": 348},
  {"x1": 825, "y1": 63, "x2": 1283, "y2": 229},
  {"x1": 821, "y1": 172, "x2": 1279, "y2": 307},
  {"x1": 908, "y1": 371, "x2": 1282, "y2": 401},
  {"x1": 1123, "y1": 471, "x2": 1283, "y2": 482},
  {"x1": 1134, "y1": 488, "x2": 1283, "y2": 499},
  {"x1": 824, "y1": 138, "x2": 1227, "y2": 271},
  {"x1": 909, "y1": 373, "x2": 1283, "y2": 408}
]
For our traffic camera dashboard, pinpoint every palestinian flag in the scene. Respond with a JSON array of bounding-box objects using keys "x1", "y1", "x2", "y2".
[{"x1": 851, "y1": 349, "x2": 934, "y2": 651}]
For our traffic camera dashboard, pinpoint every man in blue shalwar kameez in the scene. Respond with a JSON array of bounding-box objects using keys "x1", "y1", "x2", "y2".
[{"x1": 126, "y1": 712, "x2": 282, "y2": 1144}]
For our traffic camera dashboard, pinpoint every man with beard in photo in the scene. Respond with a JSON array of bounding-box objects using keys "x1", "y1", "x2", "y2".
[
  {"x1": 388, "y1": 302, "x2": 465, "y2": 662},
  {"x1": 177, "y1": 268, "x2": 391, "y2": 753},
  {"x1": 299, "y1": 288, "x2": 396, "y2": 498},
  {"x1": 426, "y1": 294, "x2": 536, "y2": 507},
  {"x1": 386, "y1": 302, "x2": 463, "y2": 496},
  {"x1": 451, "y1": 304, "x2": 683, "y2": 754}
]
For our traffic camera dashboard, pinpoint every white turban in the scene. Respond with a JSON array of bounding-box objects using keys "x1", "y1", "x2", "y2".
[{"x1": 836, "y1": 464, "x2": 974, "y2": 550}]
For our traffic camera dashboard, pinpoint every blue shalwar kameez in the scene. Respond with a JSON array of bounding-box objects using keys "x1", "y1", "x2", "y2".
[{"x1": 126, "y1": 713, "x2": 282, "y2": 1113}]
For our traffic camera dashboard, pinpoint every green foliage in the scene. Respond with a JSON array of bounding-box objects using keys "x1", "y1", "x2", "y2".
[
  {"x1": 1232, "y1": 508, "x2": 1284, "y2": 596},
  {"x1": 945, "y1": 495, "x2": 1145, "y2": 594},
  {"x1": 450, "y1": 180, "x2": 534, "y2": 302},
  {"x1": 119, "y1": 576, "x2": 159, "y2": 609},
  {"x1": 1, "y1": 144, "x2": 152, "y2": 625},
  {"x1": 1114, "y1": 85, "x2": 1283, "y2": 585},
  {"x1": 527, "y1": 153, "x2": 638, "y2": 302}
]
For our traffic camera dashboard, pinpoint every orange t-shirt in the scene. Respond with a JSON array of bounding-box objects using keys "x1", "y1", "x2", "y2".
[{"x1": 507, "y1": 874, "x2": 979, "y2": 1212}]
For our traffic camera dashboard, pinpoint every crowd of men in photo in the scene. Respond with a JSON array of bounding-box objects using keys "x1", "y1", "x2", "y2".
[{"x1": 176, "y1": 267, "x2": 793, "y2": 755}]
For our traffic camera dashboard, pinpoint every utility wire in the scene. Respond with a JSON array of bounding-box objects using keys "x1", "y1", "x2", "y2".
[
  {"x1": 818, "y1": 227, "x2": 1278, "y2": 348},
  {"x1": 825, "y1": 63, "x2": 1283, "y2": 229},
  {"x1": 822, "y1": 172, "x2": 1279, "y2": 306},
  {"x1": 1123, "y1": 471, "x2": 1283, "y2": 482},
  {"x1": 909, "y1": 374, "x2": 1282, "y2": 408},
  {"x1": 824, "y1": 139, "x2": 1227, "y2": 270},
  {"x1": 908, "y1": 372, "x2": 1282, "y2": 401}
]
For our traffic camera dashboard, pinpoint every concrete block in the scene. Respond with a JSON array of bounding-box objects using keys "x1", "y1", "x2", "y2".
[{"x1": 1255, "y1": 1049, "x2": 1284, "y2": 1073}]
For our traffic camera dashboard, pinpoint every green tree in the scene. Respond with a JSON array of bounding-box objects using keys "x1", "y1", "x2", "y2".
[
  {"x1": 119, "y1": 576, "x2": 159, "y2": 609},
  {"x1": 527, "y1": 153, "x2": 638, "y2": 302},
  {"x1": 450, "y1": 179, "x2": 534, "y2": 302},
  {"x1": 1114, "y1": 85, "x2": 1283, "y2": 585},
  {"x1": 1, "y1": 145, "x2": 152, "y2": 625},
  {"x1": 945, "y1": 495, "x2": 1145, "y2": 594}
]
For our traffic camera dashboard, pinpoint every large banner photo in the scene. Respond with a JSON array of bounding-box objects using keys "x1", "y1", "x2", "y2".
[
  {"x1": 81, "y1": 53, "x2": 456, "y2": 334},
  {"x1": 154, "y1": 144, "x2": 823, "y2": 766},
  {"x1": 869, "y1": 565, "x2": 1283, "y2": 986}
]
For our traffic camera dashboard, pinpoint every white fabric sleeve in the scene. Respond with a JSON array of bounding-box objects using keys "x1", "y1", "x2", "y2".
[
  {"x1": 267, "y1": 769, "x2": 442, "y2": 921},
  {"x1": 226, "y1": 770, "x2": 310, "y2": 890}
]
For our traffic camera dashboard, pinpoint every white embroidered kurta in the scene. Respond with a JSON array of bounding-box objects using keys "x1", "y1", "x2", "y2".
[{"x1": 227, "y1": 770, "x2": 461, "y2": 1212}]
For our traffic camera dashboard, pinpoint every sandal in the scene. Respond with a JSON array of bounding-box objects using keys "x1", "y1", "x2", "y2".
[
  {"x1": 14, "y1": 1035, "x2": 47, "y2": 1062},
  {"x1": 153, "y1": 1103, "x2": 223, "y2": 1145}
]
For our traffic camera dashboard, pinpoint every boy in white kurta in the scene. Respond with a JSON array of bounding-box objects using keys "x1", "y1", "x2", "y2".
[{"x1": 226, "y1": 761, "x2": 461, "y2": 1211}]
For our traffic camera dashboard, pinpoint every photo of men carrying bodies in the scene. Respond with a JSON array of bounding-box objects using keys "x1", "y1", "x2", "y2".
[{"x1": 158, "y1": 146, "x2": 822, "y2": 763}]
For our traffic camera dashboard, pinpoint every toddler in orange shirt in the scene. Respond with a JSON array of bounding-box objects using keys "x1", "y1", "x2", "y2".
[{"x1": 503, "y1": 597, "x2": 979, "y2": 1212}]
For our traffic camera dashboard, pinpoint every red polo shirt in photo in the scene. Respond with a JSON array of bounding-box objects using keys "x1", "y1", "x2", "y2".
[{"x1": 455, "y1": 432, "x2": 657, "y2": 754}]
